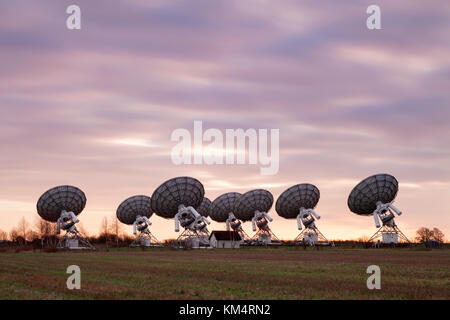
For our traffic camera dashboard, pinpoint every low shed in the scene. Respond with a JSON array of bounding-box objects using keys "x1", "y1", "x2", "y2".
[{"x1": 209, "y1": 231, "x2": 242, "y2": 249}]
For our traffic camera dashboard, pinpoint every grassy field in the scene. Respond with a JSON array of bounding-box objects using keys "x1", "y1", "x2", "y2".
[{"x1": 0, "y1": 247, "x2": 449, "y2": 300}]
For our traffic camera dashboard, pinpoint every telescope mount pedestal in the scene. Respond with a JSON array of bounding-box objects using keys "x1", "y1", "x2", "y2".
[
  {"x1": 176, "y1": 229, "x2": 210, "y2": 248},
  {"x1": 368, "y1": 224, "x2": 410, "y2": 244},
  {"x1": 57, "y1": 229, "x2": 94, "y2": 250},
  {"x1": 131, "y1": 230, "x2": 162, "y2": 247},
  {"x1": 295, "y1": 227, "x2": 328, "y2": 246},
  {"x1": 250, "y1": 228, "x2": 279, "y2": 245}
]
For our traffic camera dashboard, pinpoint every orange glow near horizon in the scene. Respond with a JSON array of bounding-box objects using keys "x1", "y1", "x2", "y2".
[{"x1": 0, "y1": 177, "x2": 448, "y2": 242}]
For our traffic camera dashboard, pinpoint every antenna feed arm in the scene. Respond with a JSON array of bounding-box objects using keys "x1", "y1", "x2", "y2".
[
  {"x1": 388, "y1": 203, "x2": 402, "y2": 216},
  {"x1": 251, "y1": 217, "x2": 257, "y2": 231},
  {"x1": 56, "y1": 218, "x2": 61, "y2": 234},
  {"x1": 296, "y1": 213, "x2": 303, "y2": 230},
  {"x1": 174, "y1": 214, "x2": 180, "y2": 232},
  {"x1": 187, "y1": 206, "x2": 202, "y2": 218},
  {"x1": 143, "y1": 216, "x2": 152, "y2": 225},
  {"x1": 132, "y1": 221, "x2": 137, "y2": 235},
  {"x1": 264, "y1": 212, "x2": 273, "y2": 222},
  {"x1": 373, "y1": 212, "x2": 381, "y2": 228},
  {"x1": 69, "y1": 211, "x2": 79, "y2": 223},
  {"x1": 309, "y1": 209, "x2": 320, "y2": 220},
  {"x1": 256, "y1": 210, "x2": 272, "y2": 222}
]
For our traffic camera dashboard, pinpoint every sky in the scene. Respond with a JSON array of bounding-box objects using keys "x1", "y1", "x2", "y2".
[{"x1": 0, "y1": 0, "x2": 449, "y2": 241}]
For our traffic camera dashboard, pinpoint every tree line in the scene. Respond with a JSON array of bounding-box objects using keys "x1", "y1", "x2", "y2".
[
  {"x1": 0, "y1": 217, "x2": 446, "y2": 246},
  {"x1": 0, "y1": 215, "x2": 134, "y2": 246},
  {"x1": 414, "y1": 227, "x2": 445, "y2": 243}
]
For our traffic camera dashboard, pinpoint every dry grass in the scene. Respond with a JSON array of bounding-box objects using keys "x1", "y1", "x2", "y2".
[{"x1": 0, "y1": 247, "x2": 448, "y2": 300}]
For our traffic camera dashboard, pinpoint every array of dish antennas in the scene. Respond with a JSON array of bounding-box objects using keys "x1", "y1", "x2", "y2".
[
  {"x1": 234, "y1": 189, "x2": 279, "y2": 245},
  {"x1": 276, "y1": 183, "x2": 328, "y2": 246},
  {"x1": 116, "y1": 195, "x2": 161, "y2": 247},
  {"x1": 209, "y1": 192, "x2": 249, "y2": 241},
  {"x1": 35, "y1": 173, "x2": 410, "y2": 250},
  {"x1": 151, "y1": 176, "x2": 210, "y2": 248},
  {"x1": 348, "y1": 174, "x2": 410, "y2": 244},
  {"x1": 36, "y1": 185, "x2": 94, "y2": 249}
]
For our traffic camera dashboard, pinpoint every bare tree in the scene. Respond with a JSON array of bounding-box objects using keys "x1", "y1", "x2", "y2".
[
  {"x1": 415, "y1": 227, "x2": 433, "y2": 243},
  {"x1": 77, "y1": 222, "x2": 89, "y2": 237},
  {"x1": 34, "y1": 217, "x2": 56, "y2": 238},
  {"x1": 100, "y1": 216, "x2": 109, "y2": 241},
  {"x1": 33, "y1": 217, "x2": 58, "y2": 247},
  {"x1": 357, "y1": 236, "x2": 369, "y2": 243},
  {"x1": 26, "y1": 230, "x2": 39, "y2": 242},
  {"x1": 415, "y1": 227, "x2": 446, "y2": 243},
  {"x1": 0, "y1": 229, "x2": 7, "y2": 241},
  {"x1": 17, "y1": 217, "x2": 30, "y2": 242},
  {"x1": 108, "y1": 215, "x2": 123, "y2": 246},
  {"x1": 431, "y1": 228, "x2": 445, "y2": 243},
  {"x1": 9, "y1": 228, "x2": 19, "y2": 243}
]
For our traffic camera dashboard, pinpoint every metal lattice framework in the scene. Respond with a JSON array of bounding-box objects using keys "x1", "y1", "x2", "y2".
[
  {"x1": 250, "y1": 228, "x2": 280, "y2": 244},
  {"x1": 196, "y1": 197, "x2": 211, "y2": 217},
  {"x1": 276, "y1": 184, "x2": 320, "y2": 218},
  {"x1": 348, "y1": 174, "x2": 398, "y2": 216},
  {"x1": 151, "y1": 176, "x2": 205, "y2": 218},
  {"x1": 56, "y1": 228, "x2": 95, "y2": 250},
  {"x1": 116, "y1": 195, "x2": 153, "y2": 225},
  {"x1": 209, "y1": 192, "x2": 241, "y2": 222},
  {"x1": 37, "y1": 185, "x2": 86, "y2": 222},
  {"x1": 295, "y1": 228, "x2": 329, "y2": 245},
  {"x1": 233, "y1": 189, "x2": 273, "y2": 222},
  {"x1": 367, "y1": 225, "x2": 410, "y2": 243}
]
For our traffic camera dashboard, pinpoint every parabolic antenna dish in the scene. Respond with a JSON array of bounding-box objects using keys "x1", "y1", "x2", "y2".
[
  {"x1": 209, "y1": 192, "x2": 241, "y2": 222},
  {"x1": 348, "y1": 174, "x2": 399, "y2": 216},
  {"x1": 37, "y1": 185, "x2": 86, "y2": 222},
  {"x1": 234, "y1": 189, "x2": 273, "y2": 222},
  {"x1": 196, "y1": 197, "x2": 211, "y2": 217},
  {"x1": 116, "y1": 195, "x2": 153, "y2": 225},
  {"x1": 151, "y1": 176, "x2": 205, "y2": 219},
  {"x1": 276, "y1": 184, "x2": 320, "y2": 219}
]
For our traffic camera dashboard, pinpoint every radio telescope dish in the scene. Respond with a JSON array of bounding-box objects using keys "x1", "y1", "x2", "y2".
[
  {"x1": 151, "y1": 177, "x2": 209, "y2": 248},
  {"x1": 276, "y1": 184, "x2": 320, "y2": 219},
  {"x1": 210, "y1": 192, "x2": 241, "y2": 223},
  {"x1": 37, "y1": 185, "x2": 86, "y2": 223},
  {"x1": 348, "y1": 174, "x2": 410, "y2": 244},
  {"x1": 116, "y1": 195, "x2": 160, "y2": 247},
  {"x1": 151, "y1": 176, "x2": 204, "y2": 219},
  {"x1": 117, "y1": 195, "x2": 153, "y2": 225},
  {"x1": 196, "y1": 197, "x2": 211, "y2": 217},
  {"x1": 209, "y1": 193, "x2": 249, "y2": 241},
  {"x1": 36, "y1": 185, "x2": 93, "y2": 250},
  {"x1": 276, "y1": 184, "x2": 328, "y2": 245},
  {"x1": 234, "y1": 189, "x2": 273, "y2": 222},
  {"x1": 348, "y1": 174, "x2": 398, "y2": 216},
  {"x1": 234, "y1": 189, "x2": 278, "y2": 245}
]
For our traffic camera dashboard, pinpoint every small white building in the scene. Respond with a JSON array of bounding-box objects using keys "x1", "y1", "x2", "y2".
[{"x1": 209, "y1": 231, "x2": 242, "y2": 249}]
